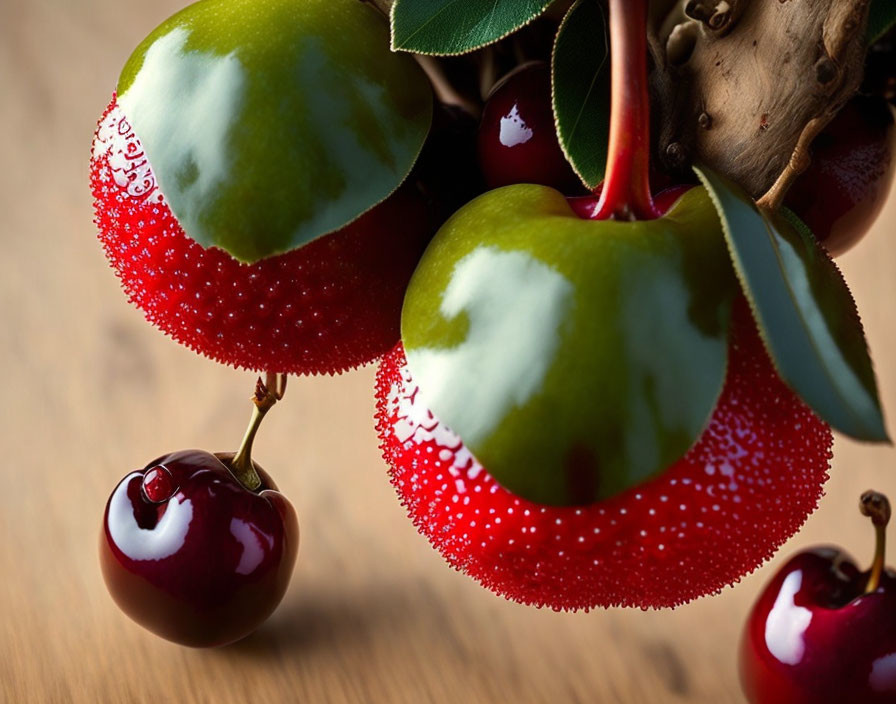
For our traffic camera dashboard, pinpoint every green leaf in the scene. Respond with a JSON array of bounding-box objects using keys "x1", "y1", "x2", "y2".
[
  {"x1": 551, "y1": 0, "x2": 611, "y2": 189},
  {"x1": 695, "y1": 165, "x2": 889, "y2": 442},
  {"x1": 867, "y1": 0, "x2": 896, "y2": 43},
  {"x1": 390, "y1": 0, "x2": 553, "y2": 55},
  {"x1": 118, "y1": 0, "x2": 432, "y2": 263},
  {"x1": 402, "y1": 185, "x2": 735, "y2": 506}
]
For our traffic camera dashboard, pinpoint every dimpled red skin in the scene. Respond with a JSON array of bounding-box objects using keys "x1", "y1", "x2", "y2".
[
  {"x1": 90, "y1": 96, "x2": 432, "y2": 375},
  {"x1": 375, "y1": 301, "x2": 832, "y2": 610}
]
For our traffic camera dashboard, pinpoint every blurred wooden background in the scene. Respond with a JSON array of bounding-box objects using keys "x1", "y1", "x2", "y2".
[{"x1": 1, "y1": 1, "x2": 895, "y2": 702}]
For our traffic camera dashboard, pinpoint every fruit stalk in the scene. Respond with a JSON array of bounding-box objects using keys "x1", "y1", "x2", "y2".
[
  {"x1": 860, "y1": 490, "x2": 891, "y2": 594},
  {"x1": 230, "y1": 373, "x2": 287, "y2": 491},
  {"x1": 593, "y1": 0, "x2": 659, "y2": 220},
  {"x1": 415, "y1": 55, "x2": 482, "y2": 117}
]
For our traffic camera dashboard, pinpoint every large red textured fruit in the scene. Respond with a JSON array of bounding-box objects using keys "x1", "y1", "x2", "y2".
[
  {"x1": 90, "y1": 97, "x2": 432, "y2": 375},
  {"x1": 375, "y1": 301, "x2": 833, "y2": 610}
]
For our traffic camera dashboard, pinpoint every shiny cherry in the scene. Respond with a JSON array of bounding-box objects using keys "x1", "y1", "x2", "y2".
[
  {"x1": 740, "y1": 491, "x2": 896, "y2": 703},
  {"x1": 477, "y1": 61, "x2": 583, "y2": 193},
  {"x1": 785, "y1": 95, "x2": 896, "y2": 256},
  {"x1": 100, "y1": 449, "x2": 298, "y2": 647}
]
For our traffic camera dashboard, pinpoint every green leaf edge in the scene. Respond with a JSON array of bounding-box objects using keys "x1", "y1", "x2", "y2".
[
  {"x1": 400, "y1": 185, "x2": 735, "y2": 505},
  {"x1": 389, "y1": 0, "x2": 554, "y2": 56},
  {"x1": 200, "y1": 110, "x2": 433, "y2": 264},
  {"x1": 694, "y1": 165, "x2": 890, "y2": 443},
  {"x1": 550, "y1": 0, "x2": 609, "y2": 190},
  {"x1": 115, "y1": 1, "x2": 435, "y2": 265}
]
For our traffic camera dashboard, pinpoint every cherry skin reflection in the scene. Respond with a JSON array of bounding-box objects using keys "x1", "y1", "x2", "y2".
[
  {"x1": 741, "y1": 503, "x2": 896, "y2": 704},
  {"x1": 100, "y1": 450, "x2": 298, "y2": 647},
  {"x1": 477, "y1": 62, "x2": 584, "y2": 193}
]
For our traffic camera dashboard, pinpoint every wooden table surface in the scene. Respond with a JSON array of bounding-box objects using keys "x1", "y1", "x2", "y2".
[{"x1": 2, "y1": 1, "x2": 895, "y2": 702}]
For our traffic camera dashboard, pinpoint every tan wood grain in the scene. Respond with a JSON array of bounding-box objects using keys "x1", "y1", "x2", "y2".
[{"x1": 1, "y1": 1, "x2": 895, "y2": 702}]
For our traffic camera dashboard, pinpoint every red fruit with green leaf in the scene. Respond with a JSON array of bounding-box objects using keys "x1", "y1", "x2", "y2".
[
  {"x1": 90, "y1": 0, "x2": 434, "y2": 375},
  {"x1": 375, "y1": 0, "x2": 887, "y2": 611},
  {"x1": 376, "y1": 298, "x2": 833, "y2": 609},
  {"x1": 90, "y1": 0, "x2": 895, "y2": 656}
]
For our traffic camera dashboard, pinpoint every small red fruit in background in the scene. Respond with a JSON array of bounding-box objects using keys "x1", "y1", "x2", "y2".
[
  {"x1": 375, "y1": 300, "x2": 832, "y2": 610},
  {"x1": 477, "y1": 62, "x2": 584, "y2": 194},
  {"x1": 91, "y1": 97, "x2": 434, "y2": 376},
  {"x1": 740, "y1": 491, "x2": 896, "y2": 704},
  {"x1": 785, "y1": 95, "x2": 896, "y2": 257}
]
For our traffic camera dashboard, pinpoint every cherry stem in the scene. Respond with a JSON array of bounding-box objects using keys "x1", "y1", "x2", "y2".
[
  {"x1": 593, "y1": 0, "x2": 659, "y2": 221},
  {"x1": 860, "y1": 490, "x2": 891, "y2": 594},
  {"x1": 229, "y1": 373, "x2": 288, "y2": 492}
]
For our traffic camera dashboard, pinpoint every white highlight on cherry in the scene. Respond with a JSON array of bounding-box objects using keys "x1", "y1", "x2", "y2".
[
  {"x1": 108, "y1": 473, "x2": 193, "y2": 561},
  {"x1": 230, "y1": 518, "x2": 266, "y2": 576},
  {"x1": 764, "y1": 571, "x2": 812, "y2": 665},
  {"x1": 499, "y1": 104, "x2": 533, "y2": 147}
]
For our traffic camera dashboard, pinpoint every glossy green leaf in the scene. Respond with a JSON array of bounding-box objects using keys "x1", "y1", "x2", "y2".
[
  {"x1": 118, "y1": 0, "x2": 432, "y2": 263},
  {"x1": 402, "y1": 185, "x2": 736, "y2": 506},
  {"x1": 867, "y1": 0, "x2": 896, "y2": 43},
  {"x1": 695, "y1": 165, "x2": 888, "y2": 442},
  {"x1": 551, "y1": 0, "x2": 611, "y2": 189},
  {"x1": 390, "y1": 0, "x2": 553, "y2": 55}
]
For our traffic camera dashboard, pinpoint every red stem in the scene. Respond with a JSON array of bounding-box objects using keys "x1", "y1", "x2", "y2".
[{"x1": 593, "y1": 0, "x2": 658, "y2": 220}]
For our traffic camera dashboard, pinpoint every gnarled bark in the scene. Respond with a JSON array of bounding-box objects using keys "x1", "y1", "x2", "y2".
[{"x1": 652, "y1": 0, "x2": 871, "y2": 201}]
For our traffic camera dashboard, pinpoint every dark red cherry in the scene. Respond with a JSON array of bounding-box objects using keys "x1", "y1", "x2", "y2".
[
  {"x1": 100, "y1": 449, "x2": 299, "y2": 647},
  {"x1": 785, "y1": 95, "x2": 896, "y2": 256},
  {"x1": 741, "y1": 492, "x2": 896, "y2": 703},
  {"x1": 477, "y1": 62, "x2": 584, "y2": 193}
]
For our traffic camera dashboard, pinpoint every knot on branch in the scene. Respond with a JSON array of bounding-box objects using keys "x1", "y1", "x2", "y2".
[
  {"x1": 684, "y1": 0, "x2": 742, "y2": 34},
  {"x1": 652, "y1": 0, "x2": 872, "y2": 201}
]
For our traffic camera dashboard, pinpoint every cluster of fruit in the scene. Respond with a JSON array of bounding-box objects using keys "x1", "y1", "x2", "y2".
[{"x1": 90, "y1": 0, "x2": 896, "y2": 695}]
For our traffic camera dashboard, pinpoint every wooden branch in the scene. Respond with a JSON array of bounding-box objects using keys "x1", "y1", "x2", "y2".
[
  {"x1": 756, "y1": 1, "x2": 871, "y2": 210},
  {"x1": 653, "y1": 0, "x2": 872, "y2": 199},
  {"x1": 414, "y1": 55, "x2": 482, "y2": 117}
]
